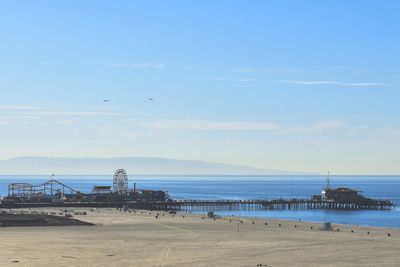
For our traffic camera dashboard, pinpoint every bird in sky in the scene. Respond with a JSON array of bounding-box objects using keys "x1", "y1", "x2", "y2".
[
  {"x1": 148, "y1": 98, "x2": 154, "y2": 101},
  {"x1": 103, "y1": 99, "x2": 111, "y2": 102}
]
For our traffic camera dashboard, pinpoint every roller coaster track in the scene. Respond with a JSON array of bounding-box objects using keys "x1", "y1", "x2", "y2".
[{"x1": 8, "y1": 179, "x2": 79, "y2": 197}]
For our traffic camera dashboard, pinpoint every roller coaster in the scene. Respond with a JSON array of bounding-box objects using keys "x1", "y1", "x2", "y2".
[{"x1": 8, "y1": 179, "x2": 80, "y2": 200}]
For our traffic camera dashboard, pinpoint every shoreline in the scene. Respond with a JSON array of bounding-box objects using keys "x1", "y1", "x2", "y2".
[
  {"x1": 186, "y1": 210, "x2": 400, "y2": 230},
  {"x1": 2, "y1": 206, "x2": 399, "y2": 230},
  {"x1": 0, "y1": 206, "x2": 400, "y2": 232},
  {"x1": 3, "y1": 206, "x2": 400, "y2": 236},
  {"x1": 3, "y1": 206, "x2": 398, "y2": 234}
]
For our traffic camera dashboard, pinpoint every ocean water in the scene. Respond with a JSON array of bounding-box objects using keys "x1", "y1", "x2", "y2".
[{"x1": 1, "y1": 175, "x2": 399, "y2": 228}]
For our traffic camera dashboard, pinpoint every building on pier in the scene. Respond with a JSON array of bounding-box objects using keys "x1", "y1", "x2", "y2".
[
  {"x1": 322, "y1": 187, "x2": 361, "y2": 202},
  {"x1": 91, "y1": 186, "x2": 112, "y2": 195},
  {"x1": 319, "y1": 173, "x2": 363, "y2": 203}
]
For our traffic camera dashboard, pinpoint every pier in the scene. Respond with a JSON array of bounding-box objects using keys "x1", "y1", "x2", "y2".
[
  {"x1": 1, "y1": 173, "x2": 395, "y2": 212},
  {"x1": 127, "y1": 198, "x2": 394, "y2": 212},
  {"x1": 0, "y1": 199, "x2": 394, "y2": 211}
]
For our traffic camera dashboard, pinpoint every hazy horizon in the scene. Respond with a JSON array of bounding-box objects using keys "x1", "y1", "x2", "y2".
[
  {"x1": 0, "y1": 156, "x2": 306, "y2": 176},
  {"x1": 0, "y1": 156, "x2": 399, "y2": 176}
]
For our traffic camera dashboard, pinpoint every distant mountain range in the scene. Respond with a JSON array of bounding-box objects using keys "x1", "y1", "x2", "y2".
[{"x1": 0, "y1": 157, "x2": 303, "y2": 175}]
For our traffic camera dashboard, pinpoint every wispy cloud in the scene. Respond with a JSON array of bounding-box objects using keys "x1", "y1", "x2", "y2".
[
  {"x1": 0, "y1": 105, "x2": 347, "y2": 134},
  {"x1": 143, "y1": 119, "x2": 346, "y2": 133},
  {"x1": 0, "y1": 105, "x2": 117, "y2": 116},
  {"x1": 276, "y1": 80, "x2": 386, "y2": 87},
  {"x1": 143, "y1": 120, "x2": 279, "y2": 130},
  {"x1": 210, "y1": 77, "x2": 256, "y2": 82},
  {"x1": 178, "y1": 64, "x2": 193, "y2": 71},
  {"x1": 332, "y1": 66, "x2": 369, "y2": 73},
  {"x1": 36, "y1": 111, "x2": 121, "y2": 117},
  {"x1": 0, "y1": 63, "x2": 22, "y2": 68},
  {"x1": 39, "y1": 61, "x2": 63, "y2": 67},
  {"x1": 233, "y1": 67, "x2": 302, "y2": 73},
  {"x1": 0, "y1": 62, "x2": 63, "y2": 68},
  {"x1": 276, "y1": 120, "x2": 346, "y2": 133},
  {"x1": 106, "y1": 62, "x2": 164, "y2": 69},
  {"x1": 0, "y1": 105, "x2": 44, "y2": 110},
  {"x1": 308, "y1": 120, "x2": 346, "y2": 132},
  {"x1": 232, "y1": 67, "x2": 260, "y2": 73}
]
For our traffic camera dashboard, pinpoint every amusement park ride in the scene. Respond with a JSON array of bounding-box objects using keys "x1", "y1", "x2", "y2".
[
  {"x1": 8, "y1": 179, "x2": 79, "y2": 201},
  {"x1": 113, "y1": 169, "x2": 128, "y2": 195},
  {"x1": 5, "y1": 169, "x2": 169, "y2": 204}
]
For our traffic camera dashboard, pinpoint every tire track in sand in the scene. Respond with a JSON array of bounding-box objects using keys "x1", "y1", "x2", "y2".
[{"x1": 156, "y1": 221, "x2": 199, "y2": 267}]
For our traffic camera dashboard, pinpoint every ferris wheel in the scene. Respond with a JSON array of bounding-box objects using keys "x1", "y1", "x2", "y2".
[{"x1": 113, "y1": 169, "x2": 128, "y2": 195}]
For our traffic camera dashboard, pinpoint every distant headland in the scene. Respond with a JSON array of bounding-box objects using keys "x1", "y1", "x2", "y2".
[{"x1": 0, "y1": 156, "x2": 308, "y2": 176}]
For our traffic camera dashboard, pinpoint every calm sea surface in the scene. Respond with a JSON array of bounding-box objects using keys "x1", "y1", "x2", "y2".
[{"x1": 1, "y1": 175, "x2": 399, "y2": 228}]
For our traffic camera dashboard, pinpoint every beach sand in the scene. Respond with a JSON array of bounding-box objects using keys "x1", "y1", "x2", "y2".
[{"x1": 0, "y1": 208, "x2": 399, "y2": 267}]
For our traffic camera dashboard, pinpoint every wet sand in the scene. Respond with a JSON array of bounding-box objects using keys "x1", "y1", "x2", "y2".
[{"x1": 0, "y1": 208, "x2": 399, "y2": 266}]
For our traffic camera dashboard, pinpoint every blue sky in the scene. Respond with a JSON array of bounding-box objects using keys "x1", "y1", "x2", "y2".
[{"x1": 0, "y1": 0, "x2": 399, "y2": 174}]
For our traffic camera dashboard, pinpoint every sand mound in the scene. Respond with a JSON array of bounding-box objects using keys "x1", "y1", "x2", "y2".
[{"x1": 0, "y1": 213, "x2": 94, "y2": 227}]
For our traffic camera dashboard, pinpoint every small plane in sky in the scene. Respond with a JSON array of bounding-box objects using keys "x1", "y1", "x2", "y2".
[{"x1": 103, "y1": 99, "x2": 111, "y2": 102}]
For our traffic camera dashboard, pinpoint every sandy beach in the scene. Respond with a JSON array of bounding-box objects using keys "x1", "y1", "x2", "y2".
[{"x1": 0, "y1": 208, "x2": 399, "y2": 267}]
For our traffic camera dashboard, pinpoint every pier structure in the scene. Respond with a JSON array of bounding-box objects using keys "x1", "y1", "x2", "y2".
[
  {"x1": 2, "y1": 171, "x2": 395, "y2": 211},
  {"x1": 0, "y1": 199, "x2": 394, "y2": 210},
  {"x1": 127, "y1": 198, "x2": 395, "y2": 212}
]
